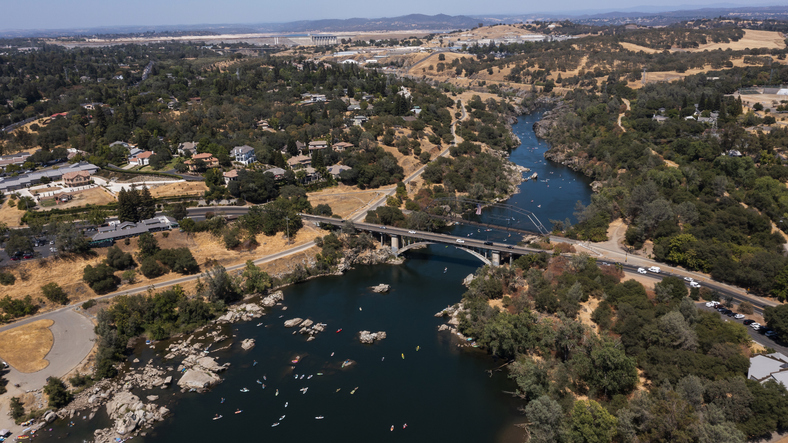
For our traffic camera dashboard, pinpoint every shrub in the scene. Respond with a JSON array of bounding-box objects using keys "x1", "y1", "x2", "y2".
[
  {"x1": 81, "y1": 299, "x2": 97, "y2": 310},
  {"x1": 105, "y1": 246, "x2": 135, "y2": 270},
  {"x1": 738, "y1": 301, "x2": 754, "y2": 315},
  {"x1": 83, "y1": 264, "x2": 119, "y2": 294},
  {"x1": 0, "y1": 271, "x2": 15, "y2": 286},
  {"x1": 140, "y1": 257, "x2": 166, "y2": 279},
  {"x1": 41, "y1": 282, "x2": 69, "y2": 305},
  {"x1": 10, "y1": 397, "x2": 24, "y2": 421},
  {"x1": 43, "y1": 377, "x2": 72, "y2": 408}
]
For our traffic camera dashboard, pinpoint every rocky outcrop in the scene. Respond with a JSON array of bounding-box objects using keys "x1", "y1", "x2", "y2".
[
  {"x1": 462, "y1": 274, "x2": 475, "y2": 287},
  {"x1": 284, "y1": 318, "x2": 303, "y2": 327},
  {"x1": 300, "y1": 321, "x2": 327, "y2": 341},
  {"x1": 177, "y1": 369, "x2": 221, "y2": 391},
  {"x1": 371, "y1": 283, "x2": 390, "y2": 293},
  {"x1": 217, "y1": 302, "x2": 265, "y2": 323},
  {"x1": 359, "y1": 330, "x2": 387, "y2": 344},
  {"x1": 241, "y1": 338, "x2": 256, "y2": 350},
  {"x1": 103, "y1": 390, "x2": 169, "y2": 438},
  {"x1": 261, "y1": 290, "x2": 284, "y2": 307}
]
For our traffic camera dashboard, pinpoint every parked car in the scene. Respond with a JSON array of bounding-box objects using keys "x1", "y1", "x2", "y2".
[
  {"x1": 648, "y1": 266, "x2": 661, "y2": 273},
  {"x1": 22, "y1": 253, "x2": 33, "y2": 259},
  {"x1": 743, "y1": 319, "x2": 755, "y2": 326},
  {"x1": 690, "y1": 281, "x2": 701, "y2": 288},
  {"x1": 765, "y1": 330, "x2": 777, "y2": 338},
  {"x1": 734, "y1": 313, "x2": 745, "y2": 319},
  {"x1": 750, "y1": 322, "x2": 762, "y2": 330},
  {"x1": 637, "y1": 268, "x2": 647, "y2": 274}
]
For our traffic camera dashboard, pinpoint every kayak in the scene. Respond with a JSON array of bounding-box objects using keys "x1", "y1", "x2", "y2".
[{"x1": 213, "y1": 415, "x2": 223, "y2": 420}]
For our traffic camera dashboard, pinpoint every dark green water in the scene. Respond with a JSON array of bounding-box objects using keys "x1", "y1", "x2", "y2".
[{"x1": 37, "y1": 111, "x2": 592, "y2": 443}]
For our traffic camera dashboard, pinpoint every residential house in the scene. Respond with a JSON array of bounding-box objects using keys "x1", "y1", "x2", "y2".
[
  {"x1": 301, "y1": 166, "x2": 320, "y2": 184},
  {"x1": 0, "y1": 162, "x2": 98, "y2": 193},
  {"x1": 308, "y1": 140, "x2": 328, "y2": 154},
  {"x1": 91, "y1": 216, "x2": 178, "y2": 243},
  {"x1": 230, "y1": 145, "x2": 256, "y2": 165},
  {"x1": 263, "y1": 167, "x2": 286, "y2": 180},
  {"x1": 129, "y1": 151, "x2": 154, "y2": 166},
  {"x1": 748, "y1": 353, "x2": 788, "y2": 386},
  {"x1": 185, "y1": 153, "x2": 219, "y2": 172},
  {"x1": 353, "y1": 116, "x2": 369, "y2": 126},
  {"x1": 347, "y1": 104, "x2": 361, "y2": 111},
  {"x1": 287, "y1": 155, "x2": 312, "y2": 170},
  {"x1": 0, "y1": 151, "x2": 31, "y2": 170},
  {"x1": 257, "y1": 120, "x2": 271, "y2": 130},
  {"x1": 332, "y1": 142, "x2": 353, "y2": 152},
  {"x1": 110, "y1": 141, "x2": 133, "y2": 150},
  {"x1": 327, "y1": 164, "x2": 351, "y2": 179},
  {"x1": 62, "y1": 170, "x2": 92, "y2": 187},
  {"x1": 295, "y1": 141, "x2": 307, "y2": 154},
  {"x1": 177, "y1": 141, "x2": 198, "y2": 156},
  {"x1": 652, "y1": 115, "x2": 669, "y2": 123},
  {"x1": 223, "y1": 169, "x2": 240, "y2": 185}
]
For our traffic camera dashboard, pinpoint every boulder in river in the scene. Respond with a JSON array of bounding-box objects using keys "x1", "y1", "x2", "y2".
[
  {"x1": 241, "y1": 338, "x2": 256, "y2": 350},
  {"x1": 359, "y1": 330, "x2": 387, "y2": 344},
  {"x1": 371, "y1": 284, "x2": 390, "y2": 293},
  {"x1": 177, "y1": 369, "x2": 221, "y2": 391},
  {"x1": 284, "y1": 318, "x2": 303, "y2": 327}
]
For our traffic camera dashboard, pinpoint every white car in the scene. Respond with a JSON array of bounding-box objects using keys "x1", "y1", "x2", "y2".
[
  {"x1": 734, "y1": 313, "x2": 745, "y2": 320},
  {"x1": 684, "y1": 276, "x2": 694, "y2": 282},
  {"x1": 455, "y1": 239, "x2": 465, "y2": 243},
  {"x1": 705, "y1": 301, "x2": 718, "y2": 307},
  {"x1": 637, "y1": 268, "x2": 647, "y2": 274},
  {"x1": 689, "y1": 281, "x2": 701, "y2": 289},
  {"x1": 648, "y1": 266, "x2": 661, "y2": 273},
  {"x1": 751, "y1": 322, "x2": 762, "y2": 330},
  {"x1": 408, "y1": 230, "x2": 416, "y2": 234}
]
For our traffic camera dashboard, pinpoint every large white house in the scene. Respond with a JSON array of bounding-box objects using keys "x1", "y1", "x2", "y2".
[{"x1": 231, "y1": 145, "x2": 256, "y2": 165}]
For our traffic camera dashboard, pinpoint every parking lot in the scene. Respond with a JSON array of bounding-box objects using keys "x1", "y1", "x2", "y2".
[
  {"x1": 697, "y1": 302, "x2": 788, "y2": 355},
  {"x1": 0, "y1": 235, "x2": 58, "y2": 265}
]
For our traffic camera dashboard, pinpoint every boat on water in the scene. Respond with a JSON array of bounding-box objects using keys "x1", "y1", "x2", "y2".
[
  {"x1": 341, "y1": 360, "x2": 351, "y2": 368},
  {"x1": 272, "y1": 422, "x2": 280, "y2": 427},
  {"x1": 336, "y1": 328, "x2": 342, "y2": 333},
  {"x1": 253, "y1": 360, "x2": 258, "y2": 366},
  {"x1": 350, "y1": 387, "x2": 358, "y2": 394},
  {"x1": 315, "y1": 416, "x2": 324, "y2": 420},
  {"x1": 256, "y1": 322, "x2": 263, "y2": 326},
  {"x1": 330, "y1": 352, "x2": 335, "y2": 357},
  {"x1": 291, "y1": 356, "x2": 301, "y2": 364},
  {"x1": 275, "y1": 389, "x2": 279, "y2": 396},
  {"x1": 263, "y1": 375, "x2": 267, "y2": 380},
  {"x1": 300, "y1": 374, "x2": 304, "y2": 380},
  {"x1": 401, "y1": 353, "x2": 404, "y2": 359},
  {"x1": 443, "y1": 267, "x2": 447, "y2": 273},
  {"x1": 234, "y1": 410, "x2": 242, "y2": 414},
  {"x1": 316, "y1": 372, "x2": 323, "y2": 376},
  {"x1": 294, "y1": 374, "x2": 298, "y2": 379},
  {"x1": 213, "y1": 414, "x2": 222, "y2": 420},
  {"x1": 416, "y1": 346, "x2": 420, "y2": 351},
  {"x1": 390, "y1": 425, "x2": 394, "y2": 431},
  {"x1": 403, "y1": 424, "x2": 408, "y2": 429},
  {"x1": 301, "y1": 387, "x2": 309, "y2": 394},
  {"x1": 279, "y1": 415, "x2": 286, "y2": 421},
  {"x1": 284, "y1": 402, "x2": 288, "y2": 407},
  {"x1": 240, "y1": 388, "x2": 249, "y2": 392},
  {"x1": 257, "y1": 380, "x2": 262, "y2": 384},
  {"x1": 307, "y1": 375, "x2": 312, "y2": 379},
  {"x1": 220, "y1": 398, "x2": 225, "y2": 403}
]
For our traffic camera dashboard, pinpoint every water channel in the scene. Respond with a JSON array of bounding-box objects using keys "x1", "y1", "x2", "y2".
[{"x1": 37, "y1": 110, "x2": 592, "y2": 443}]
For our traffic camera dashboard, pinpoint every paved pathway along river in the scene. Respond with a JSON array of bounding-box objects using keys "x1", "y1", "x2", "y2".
[{"x1": 35, "y1": 111, "x2": 592, "y2": 443}]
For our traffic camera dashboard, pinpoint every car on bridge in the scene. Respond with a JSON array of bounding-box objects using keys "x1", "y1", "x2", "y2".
[
  {"x1": 408, "y1": 230, "x2": 416, "y2": 234},
  {"x1": 455, "y1": 239, "x2": 465, "y2": 243},
  {"x1": 484, "y1": 241, "x2": 493, "y2": 245}
]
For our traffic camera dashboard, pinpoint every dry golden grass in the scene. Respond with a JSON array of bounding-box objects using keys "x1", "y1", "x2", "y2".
[
  {"x1": 487, "y1": 299, "x2": 505, "y2": 310},
  {"x1": 0, "y1": 319, "x2": 54, "y2": 373},
  {"x1": 149, "y1": 181, "x2": 209, "y2": 198},
  {"x1": 308, "y1": 186, "x2": 388, "y2": 219},
  {"x1": 409, "y1": 52, "x2": 470, "y2": 75},
  {"x1": 619, "y1": 42, "x2": 661, "y2": 54},
  {"x1": 2, "y1": 254, "x2": 103, "y2": 305},
  {"x1": 577, "y1": 297, "x2": 600, "y2": 333},
  {"x1": 0, "y1": 199, "x2": 26, "y2": 227},
  {"x1": 692, "y1": 29, "x2": 786, "y2": 52},
  {"x1": 39, "y1": 187, "x2": 115, "y2": 211}
]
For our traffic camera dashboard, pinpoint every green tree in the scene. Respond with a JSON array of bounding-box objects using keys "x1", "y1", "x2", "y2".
[
  {"x1": 105, "y1": 246, "x2": 135, "y2": 270},
  {"x1": 765, "y1": 304, "x2": 788, "y2": 343},
  {"x1": 203, "y1": 265, "x2": 241, "y2": 303},
  {"x1": 525, "y1": 395, "x2": 567, "y2": 443},
  {"x1": 4, "y1": 232, "x2": 32, "y2": 257},
  {"x1": 241, "y1": 260, "x2": 273, "y2": 294},
  {"x1": 54, "y1": 221, "x2": 90, "y2": 254},
  {"x1": 140, "y1": 256, "x2": 166, "y2": 279},
  {"x1": 137, "y1": 232, "x2": 160, "y2": 258},
  {"x1": 10, "y1": 397, "x2": 24, "y2": 421},
  {"x1": 41, "y1": 282, "x2": 69, "y2": 305},
  {"x1": 569, "y1": 399, "x2": 618, "y2": 443},
  {"x1": 166, "y1": 203, "x2": 188, "y2": 221},
  {"x1": 43, "y1": 377, "x2": 73, "y2": 408}
]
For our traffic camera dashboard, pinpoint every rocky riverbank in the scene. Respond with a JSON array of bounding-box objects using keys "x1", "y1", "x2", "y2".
[{"x1": 534, "y1": 101, "x2": 602, "y2": 181}]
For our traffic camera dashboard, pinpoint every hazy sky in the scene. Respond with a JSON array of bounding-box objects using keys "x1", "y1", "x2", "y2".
[{"x1": 0, "y1": 0, "x2": 778, "y2": 31}]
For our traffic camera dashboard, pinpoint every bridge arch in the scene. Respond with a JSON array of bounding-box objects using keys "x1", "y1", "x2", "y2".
[{"x1": 395, "y1": 241, "x2": 492, "y2": 266}]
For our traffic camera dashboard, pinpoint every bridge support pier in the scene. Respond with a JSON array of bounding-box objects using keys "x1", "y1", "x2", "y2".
[
  {"x1": 391, "y1": 235, "x2": 399, "y2": 253},
  {"x1": 492, "y1": 251, "x2": 501, "y2": 267}
]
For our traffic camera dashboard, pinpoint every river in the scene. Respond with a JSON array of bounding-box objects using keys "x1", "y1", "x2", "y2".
[{"x1": 35, "y1": 110, "x2": 591, "y2": 443}]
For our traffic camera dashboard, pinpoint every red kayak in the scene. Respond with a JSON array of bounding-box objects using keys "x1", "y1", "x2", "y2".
[{"x1": 336, "y1": 328, "x2": 342, "y2": 333}]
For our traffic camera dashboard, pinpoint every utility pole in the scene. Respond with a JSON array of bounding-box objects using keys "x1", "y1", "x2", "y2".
[{"x1": 285, "y1": 216, "x2": 290, "y2": 244}]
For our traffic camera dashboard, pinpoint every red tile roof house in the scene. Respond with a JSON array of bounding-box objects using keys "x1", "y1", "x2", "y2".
[
  {"x1": 185, "y1": 153, "x2": 219, "y2": 172},
  {"x1": 129, "y1": 151, "x2": 154, "y2": 166},
  {"x1": 62, "y1": 170, "x2": 93, "y2": 187}
]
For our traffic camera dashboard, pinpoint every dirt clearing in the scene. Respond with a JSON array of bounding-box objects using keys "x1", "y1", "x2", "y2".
[
  {"x1": 39, "y1": 187, "x2": 115, "y2": 211},
  {"x1": 149, "y1": 181, "x2": 209, "y2": 198},
  {"x1": 0, "y1": 319, "x2": 54, "y2": 372},
  {"x1": 308, "y1": 186, "x2": 389, "y2": 219}
]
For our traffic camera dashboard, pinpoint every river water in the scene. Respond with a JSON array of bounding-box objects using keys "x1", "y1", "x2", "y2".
[{"x1": 36, "y1": 111, "x2": 591, "y2": 443}]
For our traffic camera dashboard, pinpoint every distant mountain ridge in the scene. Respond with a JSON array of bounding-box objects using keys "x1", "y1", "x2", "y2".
[{"x1": 2, "y1": 6, "x2": 788, "y2": 39}]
